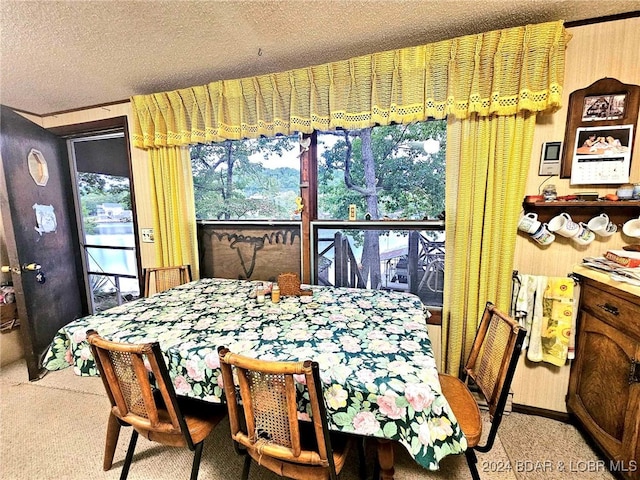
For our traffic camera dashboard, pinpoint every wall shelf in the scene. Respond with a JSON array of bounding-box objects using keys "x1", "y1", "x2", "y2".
[{"x1": 523, "y1": 200, "x2": 640, "y2": 225}]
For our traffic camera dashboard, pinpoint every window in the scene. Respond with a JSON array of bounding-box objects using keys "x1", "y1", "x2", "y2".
[
  {"x1": 192, "y1": 120, "x2": 447, "y2": 311},
  {"x1": 313, "y1": 226, "x2": 445, "y2": 307},
  {"x1": 314, "y1": 121, "x2": 446, "y2": 307},
  {"x1": 317, "y1": 122, "x2": 446, "y2": 220},
  {"x1": 191, "y1": 135, "x2": 301, "y2": 220}
]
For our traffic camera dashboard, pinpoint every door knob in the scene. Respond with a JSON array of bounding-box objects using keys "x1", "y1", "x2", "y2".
[
  {"x1": 22, "y1": 263, "x2": 41, "y2": 271},
  {"x1": 22, "y1": 263, "x2": 45, "y2": 283},
  {"x1": 1, "y1": 265, "x2": 21, "y2": 274},
  {"x1": 2, "y1": 263, "x2": 44, "y2": 282}
]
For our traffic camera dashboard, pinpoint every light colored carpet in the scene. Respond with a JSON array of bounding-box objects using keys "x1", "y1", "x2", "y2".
[{"x1": 0, "y1": 360, "x2": 611, "y2": 479}]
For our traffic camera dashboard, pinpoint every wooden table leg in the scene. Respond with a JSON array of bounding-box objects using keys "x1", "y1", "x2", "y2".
[
  {"x1": 103, "y1": 412, "x2": 121, "y2": 471},
  {"x1": 376, "y1": 438, "x2": 395, "y2": 480}
]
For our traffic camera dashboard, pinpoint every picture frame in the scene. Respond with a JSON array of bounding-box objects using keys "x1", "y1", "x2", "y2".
[{"x1": 560, "y1": 77, "x2": 640, "y2": 180}]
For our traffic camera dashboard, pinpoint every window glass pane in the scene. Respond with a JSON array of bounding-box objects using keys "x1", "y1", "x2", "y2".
[
  {"x1": 78, "y1": 173, "x2": 133, "y2": 244},
  {"x1": 89, "y1": 273, "x2": 138, "y2": 313},
  {"x1": 315, "y1": 227, "x2": 444, "y2": 307},
  {"x1": 190, "y1": 135, "x2": 301, "y2": 220},
  {"x1": 76, "y1": 172, "x2": 139, "y2": 312},
  {"x1": 317, "y1": 121, "x2": 446, "y2": 220}
]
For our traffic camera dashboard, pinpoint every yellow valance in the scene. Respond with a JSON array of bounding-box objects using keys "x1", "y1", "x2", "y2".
[{"x1": 131, "y1": 20, "x2": 566, "y2": 149}]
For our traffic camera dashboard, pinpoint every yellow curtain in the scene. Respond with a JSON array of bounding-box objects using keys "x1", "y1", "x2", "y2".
[
  {"x1": 130, "y1": 21, "x2": 565, "y2": 147},
  {"x1": 148, "y1": 146, "x2": 199, "y2": 276},
  {"x1": 443, "y1": 111, "x2": 536, "y2": 376}
]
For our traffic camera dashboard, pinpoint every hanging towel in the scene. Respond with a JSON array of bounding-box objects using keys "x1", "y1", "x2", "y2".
[
  {"x1": 512, "y1": 273, "x2": 576, "y2": 365},
  {"x1": 511, "y1": 274, "x2": 538, "y2": 350},
  {"x1": 539, "y1": 277, "x2": 574, "y2": 366},
  {"x1": 567, "y1": 282, "x2": 580, "y2": 360},
  {"x1": 527, "y1": 275, "x2": 547, "y2": 363}
]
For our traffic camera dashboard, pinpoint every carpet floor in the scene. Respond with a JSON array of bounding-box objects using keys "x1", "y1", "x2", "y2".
[{"x1": 0, "y1": 360, "x2": 614, "y2": 479}]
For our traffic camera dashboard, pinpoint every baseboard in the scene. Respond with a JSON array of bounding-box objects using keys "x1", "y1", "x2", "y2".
[{"x1": 512, "y1": 403, "x2": 571, "y2": 423}]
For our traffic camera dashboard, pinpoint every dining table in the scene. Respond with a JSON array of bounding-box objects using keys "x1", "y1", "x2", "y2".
[{"x1": 43, "y1": 277, "x2": 466, "y2": 479}]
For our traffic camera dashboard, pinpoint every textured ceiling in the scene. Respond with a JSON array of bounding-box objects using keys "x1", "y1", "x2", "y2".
[{"x1": 1, "y1": 1, "x2": 639, "y2": 116}]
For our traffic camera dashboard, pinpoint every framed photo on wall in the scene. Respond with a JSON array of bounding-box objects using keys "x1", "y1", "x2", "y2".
[{"x1": 560, "y1": 77, "x2": 640, "y2": 180}]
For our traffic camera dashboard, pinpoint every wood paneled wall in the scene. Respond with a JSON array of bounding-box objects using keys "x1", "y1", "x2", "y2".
[{"x1": 511, "y1": 17, "x2": 640, "y2": 412}]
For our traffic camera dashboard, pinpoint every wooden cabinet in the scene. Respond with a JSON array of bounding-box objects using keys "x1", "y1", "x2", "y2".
[{"x1": 568, "y1": 277, "x2": 640, "y2": 479}]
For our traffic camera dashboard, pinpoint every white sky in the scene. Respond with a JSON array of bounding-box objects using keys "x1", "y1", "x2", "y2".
[
  {"x1": 248, "y1": 134, "x2": 338, "y2": 169},
  {"x1": 249, "y1": 148, "x2": 299, "y2": 169}
]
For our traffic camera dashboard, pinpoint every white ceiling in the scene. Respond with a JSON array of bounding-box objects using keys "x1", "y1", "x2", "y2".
[{"x1": 2, "y1": 1, "x2": 639, "y2": 116}]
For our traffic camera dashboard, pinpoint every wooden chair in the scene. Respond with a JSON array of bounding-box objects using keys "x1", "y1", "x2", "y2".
[
  {"x1": 218, "y1": 346, "x2": 360, "y2": 480},
  {"x1": 143, "y1": 265, "x2": 192, "y2": 297},
  {"x1": 437, "y1": 302, "x2": 526, "y2": 480},
  {"x1": 86, "y1": 329, "x2": 225, "y2": 480}
]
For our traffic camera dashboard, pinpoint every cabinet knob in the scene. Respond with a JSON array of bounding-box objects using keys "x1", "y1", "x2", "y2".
[{"x1": 597, "y1": 303, "x2": 619, "y2": 315}]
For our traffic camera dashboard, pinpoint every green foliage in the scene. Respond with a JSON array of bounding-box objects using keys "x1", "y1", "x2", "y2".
[
  {"x1": 76, "y1": 173, "x2": 132, "y2": 230},
  {"x1": 318, "y1": 121, "x2": 446, "y2": 220},
  {"x1": 191, "y1": 136, "x2": 300, "y2": 220},
  {"x1": 82, "y1": 203, "x2": 97, "y2": 235},
  {"x1": 189, "y1": 122, "x2": 446, "y2": 224}
]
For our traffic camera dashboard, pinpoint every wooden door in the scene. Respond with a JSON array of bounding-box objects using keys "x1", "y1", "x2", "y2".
[{"x1": 0, "y1": 106, "x2": 86, "y2": 380}]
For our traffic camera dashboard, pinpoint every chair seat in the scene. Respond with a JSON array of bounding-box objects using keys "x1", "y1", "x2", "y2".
[
  {"x1": 141, "y1": 398, "x2": 226, "y2": 447},
  {"x1": 438, "y1": 373, "x2": 482, "y2": 447},
  {"x1": 245, "y1": 421, "x2": 353, "y2": 480}
]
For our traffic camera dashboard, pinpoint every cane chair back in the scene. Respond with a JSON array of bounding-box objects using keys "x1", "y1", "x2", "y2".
[
  {"x1": 465, "y1": 303, "x2": 525, "y2": 420},
  {"x1": 437, "y1": 302, "x2": 525, "y2": 480},
  {"x1": 143, "y1": 265, "x2": 192, "y2": 297},
  {"x1": 218, "y1": 347, "x2": 353, "y2": 480},
  {"x1": 87, "y1": 329, "x2": 224, "y2": 480}
]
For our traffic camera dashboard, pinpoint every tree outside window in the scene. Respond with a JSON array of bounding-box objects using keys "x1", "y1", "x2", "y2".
[
  {"x1": 190, "y1": 120, "x2": 446, "y2": 308},
  {"x1": 190, "y1": 135, "x2": 300, "y2": 220},
  {"x1": 316, "y1": 121, "x2": 446, "y2": 298}
]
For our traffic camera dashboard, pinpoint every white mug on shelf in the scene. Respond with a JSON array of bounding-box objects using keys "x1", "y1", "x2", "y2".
[
  {"x1": 587, "y1": 213, "x2": 617, "y2": 237},
  {"x1": 518, "y1": 212, "x2": 541, "y2": 234},
  {"x1": 548, "y1": 212, "x2": 580, "y2": 238},
  {"x1": 622, "y1": 217, "x2": 640, "y2": 238},
  {"x1": 572, "y1": 222, "x2": 596, "y2": 245},
  {"x1": 530, "y1": 223, "x2": 555, "y2": 246}
]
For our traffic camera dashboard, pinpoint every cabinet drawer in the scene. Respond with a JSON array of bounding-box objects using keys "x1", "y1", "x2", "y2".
[{"x1": 581, "y1": 284, "x2": 640, "y2": 340}]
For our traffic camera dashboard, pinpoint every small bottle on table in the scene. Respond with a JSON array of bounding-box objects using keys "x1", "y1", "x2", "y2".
[
  {"x1": 256, "y1": 283, "x2": 265, "y2": 304},
  {"x1": 271, "y1": 284, "x2": 280, "y2": 303}
]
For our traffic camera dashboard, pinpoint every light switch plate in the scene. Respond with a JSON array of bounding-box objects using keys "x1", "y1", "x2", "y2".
[{"x1": 141, "y1": 228, "x2": 154, "y2": 243}]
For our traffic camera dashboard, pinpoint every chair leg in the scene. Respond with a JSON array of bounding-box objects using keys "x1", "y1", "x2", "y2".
[
  {"x1": 465, "y1": 448, "x2": 481, "y2": 480},
  {"x1": 372, "y1": 444, "x2": 380, "y2": 480},
  {"x1": 357, "y1": 438, "x2": 367, "y2": 480},
  {"x1": 103, "y1": 412, "x2": 122, "y2": 471},
  {"x1": 375, "y1": 439, "x2": 395, "y2": 480},
  {"x1": 190, "y1": 442, "x2": 204, "y2": 480},
  {"x1": 241, "y1": 454, "x2": 251, "y2": 480},
  {"x1": 119, "y1": 430, "x2": 138, "y2": 480}
]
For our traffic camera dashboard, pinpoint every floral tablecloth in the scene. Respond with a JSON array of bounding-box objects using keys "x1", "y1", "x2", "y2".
[{"x1": 43, "y1": 278, "x2": 466, "y2": 469}]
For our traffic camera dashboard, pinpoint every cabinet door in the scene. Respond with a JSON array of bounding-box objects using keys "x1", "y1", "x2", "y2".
[{"x1": 568, "y1": 309, "x2": 640, "y2": 469}]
